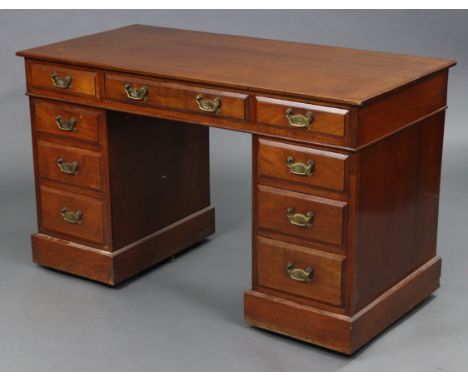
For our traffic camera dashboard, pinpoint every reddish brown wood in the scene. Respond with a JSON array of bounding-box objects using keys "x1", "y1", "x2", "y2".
[
  {"x1": 256, "y1": 96, "x2": 348, "y2": 137},
  {"x1": 36, "y1": 139, "x2": 103, "y2": 191},
  {"x1": 257, "y1": 137, "x2": 349, "y2": 192},
  {"x1": 351, "y1": 112, "x2": 446, "y2": 311},
  {"x1": 356, "y1": 70, "x2": 448, "y2": 148},
  {"x1": 39, "y1": 185, "x2": 106, "y2": 245},
  {"x1": 17, "y1": 24, "x2": 455, "y2": 106},
  {"x1": 351, "y1": 256, "x2": 441, "y2": 351},
  {"x1": 245, "y1": 256, "x2": 441, "y2": 354},
  {"x1": 257, "y1": 185, "x2": 347, "y2": 246},
  {"x1": 255, "y1": 236, "x2": 344, "y2": 306},
  {"x1": 31, "y1": 206, "x2": 214, "y2": 285},
  {"x1": 32, "y1": 233, "x2": 114, "y2": 284},
  {"x1": 106, "y1": 112, "x2": 211, "y2": 250},
  {"x1": 33, "y1": 98, "x2": 104, "y2": 144},
  {"x1": 113, "y1": 206, "x2": 215, "y2": 283},
  {"x1": 29, "y1": 61, "x2": 99, "y2": 98},
  {"x1": 105, "y1": 73, "x2": 248, "y2": 121},
  {"x1": 18, "y1": 25, "x2": 455, "y2": 354}
]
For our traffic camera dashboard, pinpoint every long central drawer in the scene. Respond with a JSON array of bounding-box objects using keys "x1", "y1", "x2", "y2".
[{"x1": 105, "y1": 73, "x2": 248, "y2": 121}]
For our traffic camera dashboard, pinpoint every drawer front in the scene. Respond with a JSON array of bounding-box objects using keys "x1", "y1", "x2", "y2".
[
  {"x1": 33, "y1": 100, "x2": 102, "y2": 144},
  {"x1": 257, "y1": 185, "x2": 346, "y2": 246},
  {"x1": 39, "y1": 186, "x2": 106, "y2": 245},
  {"x1": 256, "y1": 236, "x2": 343, "y2": 306},
  {"x1": 105, "y1": 74, "x2": 247, "y2": 120},
  {"x1": 256, "y1": 96, "x2": 348, "y2": 137},
  {"x1": 29, "y1": 62, "x2": 99, "y2": 98},
  {"x1": 258, "y1": 138, "x2": 348, "y2": 192},
  {"x1": 37, "y1": 140, "x2": 103, "y2": 191}
]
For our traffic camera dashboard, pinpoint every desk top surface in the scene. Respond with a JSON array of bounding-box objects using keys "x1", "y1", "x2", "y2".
[{"x1": 17, "y1": 24, "x2": 455, "y2": 106}]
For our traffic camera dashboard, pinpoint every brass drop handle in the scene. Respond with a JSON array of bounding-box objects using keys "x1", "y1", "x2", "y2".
[
  {"x1": 286, "y1": 208, "x2": 314, "y2": 228},
  {"x1": 60, "y1": 207, "x2": 82, "y2": 224},
  {"x1": 287, "y1": 263, "x2": 313, "y2": 283},
  {"x1": 196, "y1": 95, "x2": 222, "y2": 113},
  {"x1": 124, "y1": 83, "x2": 148, "y2": 100},
  {"x1": 51, "y1": 73, "x2": 72, "y2": 89},
  {"x1": 57, "y1": 158, "x2": 79, "y2": 175},
  {"x1": 286, "y1": 156, "x2": 314, "y2": 177},
  {"x1": 55, "y1": 116, "x2": 77, "y2": 132},
  {"x1": 285, "y1": 108, "x2": 314, "y2": 129}
]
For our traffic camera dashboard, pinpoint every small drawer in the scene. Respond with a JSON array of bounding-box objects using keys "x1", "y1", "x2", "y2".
[
  {"x1": 105, "y1": 73, "x2": 248, "y2": 120},
  {"x1": 29, "y1": 62, "x2": 99, "y2": 98},
  {"x1": 39, "y1": 185, "x2": 106, "y2": 245},
  {"x1": 258, "y1": 138, "x2": 349, "y2": 192},
  {"x1": 256, "y1": 236, "x2": 344, "y2": 306},
  {"x1": 33, "y1": 99, "x2": 103, "y2": 144},
  {"x1": 256, "y1": 96, "x2": 348, "y2": 137},
  {"x1": 257, "y1": 185, "x2": 346, "y2": 246},
  {"x1": 36, "y1": 140, "x2": 103, "y2": 191}
]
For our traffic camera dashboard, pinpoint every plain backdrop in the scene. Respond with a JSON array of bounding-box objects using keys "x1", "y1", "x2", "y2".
[{"x1": 0, "y1": 10, "x2": 467, "y2": 371}]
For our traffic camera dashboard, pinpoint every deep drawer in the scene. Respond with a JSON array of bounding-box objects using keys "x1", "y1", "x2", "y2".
[
  {"x1": 256, "y1": 236, "x2": 344, "y2": 306},
  {"x1": 33, "y1": 99, "x2": 103, "y2": 144},
  {"x1": 256, "y1": 96, "x2": 348, "y2": 137},
  {"x1": 257, "y1": 138, "x2": 349, "y2": 192},
  {"x1": 257, "y1": 185, "x2": 347, "y2": 246},
  {"x1": 105, "y1": 73, "x2": 248, "y2": 120},
  {"x1": 29, "y1": 62, "x2": 99, "y2": 98},
  {"x1": 39, "y1": 185, "x2": 106, "y2": 245},
  {"x1": 36, "y1": 140, "x2": 103, "y2": 192}
]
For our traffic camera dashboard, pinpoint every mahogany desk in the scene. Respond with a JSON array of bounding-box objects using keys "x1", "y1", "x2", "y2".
[{"x1": 17, "y1": 25, "x2": 456, "y2": 354}]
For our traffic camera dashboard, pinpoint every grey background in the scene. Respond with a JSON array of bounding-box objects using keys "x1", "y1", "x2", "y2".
[{"x1": 0, "y1": 10, "x2": 467, "y2": 371}]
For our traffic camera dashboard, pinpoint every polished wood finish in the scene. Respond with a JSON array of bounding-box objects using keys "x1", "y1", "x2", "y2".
[
  {"x1": 256, "y1": 236, "x2": 344, "y2": 306},
  {"x1": 356, "y1": 70, "x2": 448, "y2": 148},
  {"x1": 33, "y1": 99, "x2": 103, "y2": 144},
  {"x1": 29, "y1": 61, "x2": 99, "y2": 98},
  {"x1": 32, "y1": 206, "x2": 215, "y2": 285},
  {"x1": 256, "y1": 97, "x2": 348, "y2": 137},
  {"x1": 257, "y1": 185, "x2": 347, "y2": 246},
  {"x1": 106, "y1": 112, "x2": 211, "y2": 249},
  {"x1": 36, "y1": 139, "x2": 103, "y2": 191},
  {"x1": 18, "y1": 25, "x2": 455, "y2": 354},
  {"x1": 257, "y1": 138, "x2": 348, "y2": 192},
  {"x1": 29, "y1": 97, "x2": 213, "y2": 280},
  {"x1": 39, "y1": 185, "x2": 106, "y2": 245},
  {"x1": 105, "y1": 73, "x2": 248, "y2": 121},
  {"x1": 245, "y1": 256, "x2": 441, "y2": 354},
  {"x1": 352, "y1": 112, "x2": 445, "y2": 311},
  {"x1": 17, "y1": 24, "x2": 455, "y2": 106}
]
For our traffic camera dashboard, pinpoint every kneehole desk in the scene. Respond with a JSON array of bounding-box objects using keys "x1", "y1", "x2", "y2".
[{"x1": 17, "y1": 24, "x2": 456, "y2": 354}]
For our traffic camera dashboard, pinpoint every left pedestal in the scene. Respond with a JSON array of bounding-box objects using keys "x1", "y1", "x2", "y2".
[{"x1": 29, "y1": 98, "x2": 214, "y2": 285}]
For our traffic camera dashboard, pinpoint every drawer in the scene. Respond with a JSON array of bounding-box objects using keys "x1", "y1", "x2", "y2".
[
  {"x1": 36, "y1": 140, "x2": 103, "y2": 191},
  {"x1": 256, "y1": 96, "x2": 348, "y2": 137},
  {"x1": 29, "y1": 62, "x2": 99, "y2": 98},
  {"x1": 105, "y1": 73, "x2": 248, "y2": 120},
  {"x1": 39, "y1": 185, "x2": 106, "y2": 245},
  {"x1": 257, "y1": 185, "x2": 346, "y2": 246},
  {"x1": 256, "y1": 236, "x2": 343, "y2": 306},
  {"x1": 257, "y1": 138, "x2": 348, "y2": 192},
  {"x1": 33, "y1": 99, "x2": 103, "y2": 144}
]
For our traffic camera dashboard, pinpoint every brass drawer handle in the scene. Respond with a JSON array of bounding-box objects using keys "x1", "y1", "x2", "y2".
[
  {"x1": 285, "y1": 108, "x2": 314, "y2": 129},
  {"x1": 57, "y1": 158, "x2": 79, "y2": 175},
  {"x1": 196, "y1": 95, "x2": 222, "y2": 113},
  {"x1": 60, "y1": 207, "x2": 82, "y2": 224},
  {"x1": 286, "y1": 208, "x2": 314, "y2": 228},
  {"x1": 287, "y1": 263, "x2": 313, "y2": 283},
  {"x1": 124, "y1": 83, "x2": 148, "y2": 100},
  {"x1": 55, "y1": 116, "x2": 77, "y2": 131},
  {"x1": 51, "y1": 73, "x2": 72, "y2": 89},
  {"x1": 286, "y1": 156, "x2": 314, "y2": 177}
]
